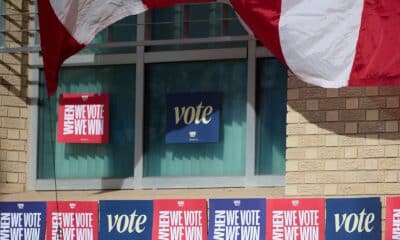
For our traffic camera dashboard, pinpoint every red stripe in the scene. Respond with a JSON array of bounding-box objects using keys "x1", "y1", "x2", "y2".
[
  {"x1": 143, "y1": 0, "x2": 215, "y2": 9},
  {"x1": 230, "y1": 0, "x2": 285, "y2": 63},
  {"x1": 349, "y1": 0, "x2": 400, "y2": 86},
  {"x1": 38, "y1": 0, "x2": 85, "y2": 96}
]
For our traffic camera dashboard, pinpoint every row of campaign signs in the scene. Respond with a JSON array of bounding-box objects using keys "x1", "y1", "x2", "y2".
[{"x1": 1, "y1": 197, "x2": 400, "y2": 240}]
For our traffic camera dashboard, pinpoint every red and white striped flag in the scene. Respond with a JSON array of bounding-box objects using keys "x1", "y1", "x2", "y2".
[{"x1": 38, "y1": 0, "x2": 400, "y2": 95}]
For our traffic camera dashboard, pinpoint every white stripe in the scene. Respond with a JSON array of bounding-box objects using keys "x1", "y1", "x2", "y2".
[
  {"x1": 279, "y1": 0, "x2": 364, "y2": 88},
  {"x1": 50, "y1": 0, "x2": 148, "y2": 44}
]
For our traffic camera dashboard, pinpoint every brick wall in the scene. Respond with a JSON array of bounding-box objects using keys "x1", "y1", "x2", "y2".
[
  {"x1": 286, "y1": 71, "x2": 400, "y2": 197},
  {"x1": 0, "y1": 0, "x2": 31, "y2": 193}
]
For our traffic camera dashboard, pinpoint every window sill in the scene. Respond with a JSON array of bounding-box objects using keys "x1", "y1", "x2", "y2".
[{"x1": 31, "y1": 175, "x2": 285, "y2": 191}]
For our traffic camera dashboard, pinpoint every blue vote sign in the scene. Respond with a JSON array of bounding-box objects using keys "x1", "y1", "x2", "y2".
[
  {"x1": 326, "y1": 197, "x2": 381, "y2": 240},
  {"x1": 99, "y1": 200, "x2": 153, "y2": 240},
  {"x1": 208, "y1": 199, "x2": 266, "y2": 240},
  {"x1": 0, "y1": 202, "x2": 46, "y2": 240},
  {"x1": 166, "y1": 92, "x2": 220, "y2": 143}
]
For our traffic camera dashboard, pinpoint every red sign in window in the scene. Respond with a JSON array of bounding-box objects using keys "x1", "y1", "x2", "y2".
[{"x1": 57, "y1": 94, "x2": 109, "y2": 143}]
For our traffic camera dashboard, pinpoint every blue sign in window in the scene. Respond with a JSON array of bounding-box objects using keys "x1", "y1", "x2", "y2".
[{"x1": 166, "y1": 92, "x2": 220, "y2": 143}]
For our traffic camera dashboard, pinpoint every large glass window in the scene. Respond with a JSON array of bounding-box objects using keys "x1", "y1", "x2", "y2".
[
  {"x1": 150, "y1": 3, "x2": 247, "y2": 51},
  {"x1": 37, "y1": 65, "x2": 136, "y2": 179},
  {"x1": 256, "y1": 58, "x2": 287, "y2": 175},
  {"x1": 144, "y1": 60, "x2": 247, "y2": 177},
  {"x1": 151, "y1": 3, "x2": 245, "y2": 40},
  {"x1": 33, "y1": 3, "x2": 288, "y2": 189},
  {"x1": 80, "y1": 16, "x2": 137, "y2": 54}
]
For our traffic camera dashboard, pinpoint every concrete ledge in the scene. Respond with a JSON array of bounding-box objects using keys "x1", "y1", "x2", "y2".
[{"x1": 0, "y1": 187, "x2": 285, "y2": 201}]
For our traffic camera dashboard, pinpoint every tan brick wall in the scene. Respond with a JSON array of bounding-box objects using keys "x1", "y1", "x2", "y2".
[
  {"x1": 286, "y1": 72, "x2": 400, "y2": 198},
  {"x1": 0, "y1": 0, "x2": 31, "y2": 193}
]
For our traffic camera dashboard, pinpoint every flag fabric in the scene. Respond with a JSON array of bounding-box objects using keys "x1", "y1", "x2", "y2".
[{"x1": 38, "y1": 0, "x2": 400, "y2": 96}]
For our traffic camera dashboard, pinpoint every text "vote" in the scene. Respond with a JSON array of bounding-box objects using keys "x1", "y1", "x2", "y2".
[
  {"x1": 174, "y1": 102, "x2": 213, "y2": 125},
  {"x1": 334, "y1": 209, "x2": 375, "y2": 233}
]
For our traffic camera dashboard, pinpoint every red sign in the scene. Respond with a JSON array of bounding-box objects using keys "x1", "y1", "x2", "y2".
[
  {"x1": 57, "y1": 94, "x2": 109, "y2": 143},
  {"x1": 152, "y1": 199, "x2": 207, "y2": 240},
  {"x1": 46, "y1": 201, "x2": 98, "y2": 240},
  {"x1": 386, "y1": 196, "x2": 400, "y2": 240},
  {"x1": 266, "y1": 198, "x2": 325, "y2": 240}
]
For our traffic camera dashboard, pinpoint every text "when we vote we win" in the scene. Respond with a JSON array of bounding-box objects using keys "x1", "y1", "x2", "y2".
[{"x1": 63, "y1": 104, "x2": 104, "y2": 136}]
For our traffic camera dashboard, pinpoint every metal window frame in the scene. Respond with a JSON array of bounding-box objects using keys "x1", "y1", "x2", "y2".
[{"x1": 27, "y1": 10, "x2": 285, "y2": 191}]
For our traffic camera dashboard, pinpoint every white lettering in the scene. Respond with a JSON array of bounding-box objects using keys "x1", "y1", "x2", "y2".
[
  {"x1": 185, "y1": 226, "x2": 202, "y2": 240},
  {"x1": 74, "y1": 120, "x2": 87, "y2": 135},
  {"x1": 87, "y1": 120, "x2": 103, "y2": 135},
  {"x1": 225, "y1": 226, "x2": 240, "y2": 240},
  {"x1": 63, "y1": 105, "x2": 74, "y2": 135},
  {"x1": 158, "y1": 211, "x2": 169, "y2": 240},
  {"x1": 272, "y1": 211, "x2": 284, "y2": 240},
  {"x1": 76, "y1": 228, "x2": 93, "y2": 240},
  {"x1": 300, "y1": 226, "x2": 318, "y2": 240},
  {"x1": 334, "y1": 209, "x2": 375, "y2": 233},
  {"x1": 24, "y1": 228, "x2": 40, "y2": 240},
  {"x1": 242, "y1": 226, "x2": 260, "y2": 240},
  {"x1": 174, "y1": 102, "x2": 214, "y2": 125},
  {"x1": 213, "y1": 211, "x2": 225, "y2": 240}
]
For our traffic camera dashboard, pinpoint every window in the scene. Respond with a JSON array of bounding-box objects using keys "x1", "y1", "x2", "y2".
[
  {"x1": 256, "y1": 58, "x2": 287, "y2": 175},
  {"x1": 33, "y1": 3, "x2": 287, "y2": 189},
  {"x1": 144, "y1": 60, "x2": 247, "y2": 177},
  {"x1": 0, "y1": 0, "x2": 4, "y2": 47},
  {"x1": 37, "y1": 65, "x2": 136, "y2": 179},
  {"x1": 151, "y1": 3, "x2": 245, "y2": 40},
  {"x1": 80, "y1": 16, "x2": 137, "y2": 54},
  {"x1": 149, "y1": 3, "x2": 247, "y2": 51}
]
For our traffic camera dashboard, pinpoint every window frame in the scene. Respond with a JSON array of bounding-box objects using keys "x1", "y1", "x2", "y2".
[{"x1": 28, "y1": 6, "x2": 285, "y2": 190}]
